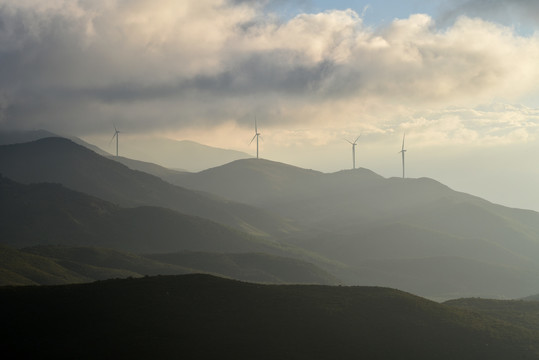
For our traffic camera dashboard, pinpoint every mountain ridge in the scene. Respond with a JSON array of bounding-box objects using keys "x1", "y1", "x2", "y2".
[{"x1": 0, "y1": 138, "x2": 296, "y2": 236}]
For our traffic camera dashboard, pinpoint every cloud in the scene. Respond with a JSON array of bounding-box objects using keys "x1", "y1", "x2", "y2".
[
  {"x1": 438, "y1": 0, "x2": 539, "y2": 28},
  {"x1": 1, "y1": 0, "x2": 539, "y2": 147}
]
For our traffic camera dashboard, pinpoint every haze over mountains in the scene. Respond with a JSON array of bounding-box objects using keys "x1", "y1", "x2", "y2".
[
  {"x1": 2, "y1": 134, "x2": 539, "y2": 299},
  {"x1": 170, "y1": 158, "x2": 539, "y2": 298},
  {"x1": 0, "y1": 130, "x2": 252, "y2": 172},
  {"x1": 106, "y1": 137, "x2": 252, "y2": 172},
  {"x1": 0, "y1": 137, "x2": 294, "y2": 237},
  {"x1": 0, "y1": 169, "x2": 336, "y2": 286}
]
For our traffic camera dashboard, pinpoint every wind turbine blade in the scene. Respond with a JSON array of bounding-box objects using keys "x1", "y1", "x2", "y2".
[
  {"x1": 354, "y1": 135, "x2": 360, "y2": 143},
  {"x1": 345, "y1": 139, "x2": 353, "y2": 145},
  {"x1": 249, "y1": 134, "x2": 257, "y2": 144},
  {"x1": 108, "y1": 132, "x2": 117, "y2": 145},
  {"x1": 402, "y1": 132, "x2": 406, "y2": 150}
]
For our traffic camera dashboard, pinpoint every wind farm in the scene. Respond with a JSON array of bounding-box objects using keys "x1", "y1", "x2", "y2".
[{"x1": 100, "y1": 123, "x2": 410, "y2": 178}]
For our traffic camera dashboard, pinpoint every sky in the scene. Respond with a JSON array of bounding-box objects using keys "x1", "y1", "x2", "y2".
[{"x1": 2, "y1": 0, "x2": 539, "y2": 210}]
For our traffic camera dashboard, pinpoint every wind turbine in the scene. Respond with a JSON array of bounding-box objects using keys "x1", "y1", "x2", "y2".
[
  {"x1": 399, "y1": 132, "x2": 406, "y2": 178},
  {"x1": 250, "y1": 118, "x2": 261, "y2": 159},
  {"x1": 109, "y1": 123, "x2": 120, "y2": 157},
  {"x1": 345, "y1": 135, "x2": 360, "y2": 169}
]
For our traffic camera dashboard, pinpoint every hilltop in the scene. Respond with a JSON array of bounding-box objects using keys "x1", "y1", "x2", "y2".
[{"x1": 1, "y1": 274, "x2": 538, "y2": 359}]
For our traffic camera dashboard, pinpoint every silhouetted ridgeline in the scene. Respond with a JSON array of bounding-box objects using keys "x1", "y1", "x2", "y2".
[{"x1": 1, "y1": 274, "x2": 538, "y2": 359}]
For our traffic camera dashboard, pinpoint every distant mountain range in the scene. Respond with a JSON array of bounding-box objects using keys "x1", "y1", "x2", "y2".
[
  {"x1": 112, "y1": 137, "x2": 252, "y2": 172},
  {"x1": 2, "y1": 135, "x2": 539, "y2": 299},
  {"x1": 0, "y1": 129, "x2": 110, "y2": 156},
  {"x1": 0, "y1": 138, "x2": 296, "y2": 237},
  {"x1": 0, "y1": 175, "x2": 282, "y2": 253},
  {"x1": 0, "y1": 175, "x2": 337, "y2": 286},
  {"x1": 168, "y1": 158, "x2": 539, "y2": 299},
  {"x1": 0, "y1": 130, "x2": 252, "y2": 171},
  {"x1": 2, "y1": 274, "x2": 538, "y2": 359}
]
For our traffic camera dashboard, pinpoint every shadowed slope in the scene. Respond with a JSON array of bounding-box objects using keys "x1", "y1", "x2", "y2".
[
  {"x1": 1, "y1": 274, "x2": 538, "y2": 359},
  {"x1": 0, "y1": 176, "x2": 283, "y2": 254},
  {"x1": 0, "y1": 138, "x2": 295, "y2": 236}
]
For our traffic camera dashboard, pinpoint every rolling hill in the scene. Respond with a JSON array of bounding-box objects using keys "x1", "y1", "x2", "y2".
[
  {"x1": 445, "y1": 297, "x2": 539, "y2": 332},
  {"x1": 0, "y1": 175, "x2": 289, "y2": 254},
  {"x1": 171, "y1": 159, "x2": 539, "y2": 263},
  {"x1": 146, "y1": 251, "x2": 339, "y2": 285},
  {"x1": 0, "y1": 245, "x2": 337, "y2": 286},
  {"x1": 0, "y1": 176, "x2": 338, "y2": 286},
  {"x1": 109, "y1": 155, "x2": 188, "y2": 183},
  {"x1": 1, "y1": 274, "x2": 538, "y2": 359},
  {"x1": 0, "y1": 138, "x2": 296, "y2": 236},
  {"x1": 4, "y1": 139, "x2": 539, "y2": 298},
  {"x1": 168, "y1": 158, "x2": 539, "y2": 298},
  {"x1": 0, "y1": 129, "x2": 110, "y2": 156},
  {"x1": 0, "y1": 244, "x2": 117, "y2": 286}
]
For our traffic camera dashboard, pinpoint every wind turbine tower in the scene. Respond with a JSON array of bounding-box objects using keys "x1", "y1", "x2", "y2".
[
  {"x1": 250, "y1": 118, "x2": 261, "y2": 159},
  {"x1": 399, "y1": 133, "x2": 407, "y2": 178},
  {"x1": 345, "y1": 135, "x2": 360, "y2": 169},
  {"x1": 110, "y1": 123, "x2": 120, "y2": 157}
]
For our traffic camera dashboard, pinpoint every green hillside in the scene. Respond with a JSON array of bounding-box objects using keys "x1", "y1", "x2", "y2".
[
  {"x1": 0, "y1": 176, "x2": 342, "y2": 286},
  {"x1": 1, "y1": 244, "x2": 340, "y2": 286},
  {"x1": 0, "y1": 245, "x2": 138, "y2": 285},
  {"x1": 1, "y1": 274, "x2": 538, "y2": 359},
  {"x1": 445, "y1": 297, "x2": 539, "y2": 332},
  {"x1": 147, "y1": 251, "x2": 339, "y2": 285}
]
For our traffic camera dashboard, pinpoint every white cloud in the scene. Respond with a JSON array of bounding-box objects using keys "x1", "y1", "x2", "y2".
[{"x1": 1, "y1": 0, "x2": 539, "y2": 151}]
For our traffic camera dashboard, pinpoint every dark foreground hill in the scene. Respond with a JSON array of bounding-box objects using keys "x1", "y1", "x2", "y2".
[
  {"x1": 444, "y1": 297, "x2": 539, "y2": 332},
  {"x1": 1, "y1": 274, "x2": 538, "y2": 359},
  {"x1": 0, "y1": 138, "x2": 295, "y2": 236}
]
